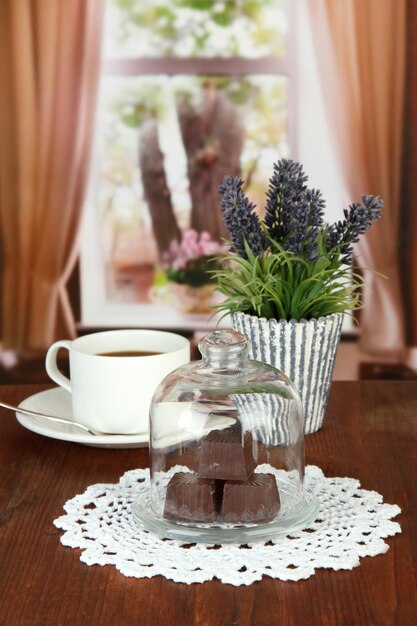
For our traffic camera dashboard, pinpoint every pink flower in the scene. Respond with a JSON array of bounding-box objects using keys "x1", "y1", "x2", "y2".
[
  {"x1": 164, "y1": 228, "x2": 224, "y2": 271},
  {"x1": 172, "y1": 257, "x2": 187, "y2": 270},
  {"x1": 201, "y1": 241, "x2": 223, "y2": 256}
]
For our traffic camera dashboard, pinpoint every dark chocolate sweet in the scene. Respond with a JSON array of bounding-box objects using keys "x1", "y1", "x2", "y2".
[
  {"x1": 220, "y1": 472, "x2": 280, "y2": 524},
  {"x1": 198, "y1": 426, "x2": 256, "y2": 481},
  {"x1": 163, "y1": 472, "x2": 217, "y2": 523}
]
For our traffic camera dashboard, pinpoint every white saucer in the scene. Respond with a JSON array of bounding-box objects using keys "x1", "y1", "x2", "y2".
[{"x1": 16, "y1": 388, "x2": 148, "y2": 449}]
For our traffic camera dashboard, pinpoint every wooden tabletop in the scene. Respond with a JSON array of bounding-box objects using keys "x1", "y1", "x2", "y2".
[{"x1": 1, "y1": 381, "x2": 416, "y2": 626}]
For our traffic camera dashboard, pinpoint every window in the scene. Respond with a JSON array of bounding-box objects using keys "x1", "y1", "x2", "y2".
[{"x1": 81, "y1": 1, "x2": 296, "y2": 329}]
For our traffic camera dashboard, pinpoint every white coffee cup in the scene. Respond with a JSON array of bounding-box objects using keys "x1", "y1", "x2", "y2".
[{"x1": 45, "y1": 330, "x2": 190, "y2": 434}]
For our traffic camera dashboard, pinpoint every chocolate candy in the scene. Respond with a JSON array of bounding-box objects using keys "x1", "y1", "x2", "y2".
[
  {"x1": 163, "y1": 472, "x2": 217, "y2": 523},
  {"x1": 220, "y1": 472, "x2": 280, "y2": 524},
  {"x1": 163, "y1": 426, "x2": 281, "y2": 526},
  {"x1": 198, "y1": 426, "x2": 256, "y2": 481}
]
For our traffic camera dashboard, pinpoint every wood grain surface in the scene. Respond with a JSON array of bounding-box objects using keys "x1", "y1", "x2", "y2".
[{"x1": 0, "y1": 382, "x2": 416, "y2": 626}]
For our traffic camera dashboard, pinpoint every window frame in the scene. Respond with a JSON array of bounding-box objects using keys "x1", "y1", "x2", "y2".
[{"x1": 80, "y1": 2, "x2": 297, "y2": 330}]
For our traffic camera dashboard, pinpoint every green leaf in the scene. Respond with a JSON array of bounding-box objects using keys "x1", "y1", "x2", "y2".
[{"x1": 213, "y1": 241, "x2": 368, "y2": 321}]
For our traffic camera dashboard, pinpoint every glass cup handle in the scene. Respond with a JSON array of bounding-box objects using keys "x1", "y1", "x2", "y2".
[{"x1": 45, "y1": 340, "x2": 72, "y2": 393}]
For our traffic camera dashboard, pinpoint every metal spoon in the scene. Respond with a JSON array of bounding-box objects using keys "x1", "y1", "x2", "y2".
[{"x1": 0, "y1": 400, "x2": 123, "y2": 437}]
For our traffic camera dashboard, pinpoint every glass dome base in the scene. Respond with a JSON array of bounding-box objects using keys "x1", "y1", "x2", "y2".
[{"x1": 132, "y1": 475, "x2": 319, "y2": 544}]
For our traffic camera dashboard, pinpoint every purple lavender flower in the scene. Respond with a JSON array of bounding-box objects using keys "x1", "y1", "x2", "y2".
[
  {"x1": 218, "y1": 159, "x2": 382, "y2": 267},
  {"x1": 326, "y1": 195, "x2": 383, "y2": 263},
  {"x1": 219, "y1": 175, "x2": 268, "y2": 258},
  {"x1": 265, "y1": 160, "x2": 307, "y2": 238},
  {"x1": 305, "y1": 188, "x2": 326, "y2": 229},
  {"x1": 264, "y1": 159, "x2": 325, "y2": 258},
  {"x1": 303, "y1": 188, "x2": 326, "y2": 259}
]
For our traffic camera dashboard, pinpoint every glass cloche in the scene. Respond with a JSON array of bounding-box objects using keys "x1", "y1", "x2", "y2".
[{"x1": 132, "y1": 330, "x2": 318, "y2": 543}]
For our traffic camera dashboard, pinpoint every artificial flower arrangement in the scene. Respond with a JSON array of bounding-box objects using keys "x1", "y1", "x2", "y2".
[
  {"x1": 163, "y1": 229, "x2": 224, "y2": 288},
  {"x1": 211, "y1": 159, "x2": 383, "y2": 434},
  {"x1": 214, "y1": 159, "x2": 383, "y2": 321}
]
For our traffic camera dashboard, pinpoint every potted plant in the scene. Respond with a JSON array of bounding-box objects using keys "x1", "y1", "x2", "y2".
[
  {"x1": 161, "y1": 229, "x2": 225, "y2": 314},
  {"x1": 213, "y1": 159, "x2": 382, "y2": 433}
]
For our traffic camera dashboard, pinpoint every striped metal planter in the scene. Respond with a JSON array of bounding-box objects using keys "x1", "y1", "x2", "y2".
[{"x1": 231, "y1": 312, "x2": 344, "y2": 434}]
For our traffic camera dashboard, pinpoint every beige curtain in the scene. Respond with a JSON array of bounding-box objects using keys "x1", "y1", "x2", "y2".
[
  {"x1": 0, "y1": 0, "x2": 103, "y2": 354},
  {"x1": 307, "y1": 0, "x2": 407, "y2": 355}
]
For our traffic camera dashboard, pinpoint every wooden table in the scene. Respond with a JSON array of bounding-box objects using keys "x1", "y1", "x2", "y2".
[{"x1": 1, "y1": 382, "x2": 416, "y2": 626}]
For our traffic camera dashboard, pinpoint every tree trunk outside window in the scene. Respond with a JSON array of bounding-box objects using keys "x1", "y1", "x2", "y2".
[
  {"x1": 178, "y1": 84, "x2": 244, "y2": 241},
  {"x1": 139, "y1": 118, "x2": 182, "y2": 258}
]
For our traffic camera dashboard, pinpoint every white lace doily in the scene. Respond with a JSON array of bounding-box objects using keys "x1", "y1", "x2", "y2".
[{"x1": 53, "y1": 465, "x2": 401, "y2": 585}]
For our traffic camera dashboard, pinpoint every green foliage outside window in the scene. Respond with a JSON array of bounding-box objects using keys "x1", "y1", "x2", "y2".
[{"x1": 108, "y1": 0, "x2": 287, "y2": 57}]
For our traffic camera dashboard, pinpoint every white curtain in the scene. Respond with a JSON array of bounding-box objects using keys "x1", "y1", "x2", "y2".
[{"x1": 307, "y1": 0, "x2": 407, "y2": 356}]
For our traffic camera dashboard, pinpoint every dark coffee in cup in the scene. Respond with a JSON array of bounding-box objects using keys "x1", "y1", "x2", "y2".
[{"x1": 97, "y1": 351, "x2": 163, "y2": 357}]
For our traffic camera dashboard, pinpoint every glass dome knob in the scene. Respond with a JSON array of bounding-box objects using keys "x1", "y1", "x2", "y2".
[{"x1": 198, "y1": 330, "x2": 248, "y2": 366}]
